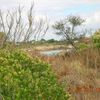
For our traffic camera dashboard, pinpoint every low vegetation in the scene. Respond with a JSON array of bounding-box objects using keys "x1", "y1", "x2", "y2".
[{"x1": 0, "y1": 50, "x2": 69, "y2": 100}]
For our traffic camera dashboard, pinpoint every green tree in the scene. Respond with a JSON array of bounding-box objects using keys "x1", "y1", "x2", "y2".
[
  {"x1": 47, "y1": 39, "x2": 56, "y2": 43},
  {"x1": 53, "y1": 15, "x2": 85, "y2": 49}
]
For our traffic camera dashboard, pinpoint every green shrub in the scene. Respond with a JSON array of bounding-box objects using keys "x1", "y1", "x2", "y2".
[
  {"x1": 0, "y1": 50, "x2": 69, "y2": 100},
  {"x1": 93, "y1": 30, "x2": 100, "y2": 48},
  {"x1": 78, "y1": 43, "x2": 89, "y2": 50}
]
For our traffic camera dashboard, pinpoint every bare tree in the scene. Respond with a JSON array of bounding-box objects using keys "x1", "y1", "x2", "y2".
[{"x1": 0, "y1": 2, "x2": 49, "y2": 48}]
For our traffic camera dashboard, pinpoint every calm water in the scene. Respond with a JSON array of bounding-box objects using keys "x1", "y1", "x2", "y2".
[{"x1": 40, "y1": 49, "x2": 63, "y2": 56}]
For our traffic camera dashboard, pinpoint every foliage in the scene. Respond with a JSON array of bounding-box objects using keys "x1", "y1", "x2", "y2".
[
  {"x1": 40, "y1": 39, "x2": 46, "y2": 42},
  {"x1": 0, "y1": 50, "x2": 69, "y2": 100},
  {"x1": 47, "y1": 39, "x2": 57, "y2": 43},
  {"x1": 93, "y1": 29, "x2": 100, "y2": 48},
  {"x1": 68, "y1": 15, "x2": 85, "y2": 26},
  {"x1": 53, "y1": 15, "x2": 85, "y2": 48},
  {"x1": 78, "y1": 43, "x2": 89, "y2": 50}
]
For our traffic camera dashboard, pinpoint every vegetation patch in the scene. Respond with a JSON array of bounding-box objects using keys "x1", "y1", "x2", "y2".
[
  {"x1": 0, "y1": 50, "x2": 69, "y2": 100},
  {"x1": 93, "y1": 30, "x2": 100, "y2": 48}
]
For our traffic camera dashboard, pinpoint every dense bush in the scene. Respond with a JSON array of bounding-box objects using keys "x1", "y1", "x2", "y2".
[
  {"x1": 0, "y1": 50, "x2": 69, "y2": 100},
  {"x1": 93, "y1": 30, "x2": 100, "y2": 48},
  {"x1": 78, "y1": 43, "x2": 89, "y2": 50}
]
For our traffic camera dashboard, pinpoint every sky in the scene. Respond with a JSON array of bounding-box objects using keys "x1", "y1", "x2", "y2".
[{"x1": 0, "y1": 0, "x2": 100, "y2": 40}]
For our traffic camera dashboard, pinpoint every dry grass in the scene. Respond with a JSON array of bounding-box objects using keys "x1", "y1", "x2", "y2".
[
  {"x1": 26, "y1": 48, "x2": 100, "y2": 100},
  {"x1": 39, "y1": 48, "x2": 100, "y2": 100}
]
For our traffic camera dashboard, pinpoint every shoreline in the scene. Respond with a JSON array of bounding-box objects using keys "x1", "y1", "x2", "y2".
[{"x1": 34, "y1": 45, "x2": 67, "y2": 51}]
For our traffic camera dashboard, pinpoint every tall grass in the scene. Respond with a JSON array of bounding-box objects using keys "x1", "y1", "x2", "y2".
[{"x1": 40, "y1": 48, "x2": 100, "y2": 100}]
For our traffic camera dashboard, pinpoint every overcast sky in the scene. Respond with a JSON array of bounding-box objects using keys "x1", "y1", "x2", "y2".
[{"x1": 0, "y1": 0, "x2": 100, "y2": 40}]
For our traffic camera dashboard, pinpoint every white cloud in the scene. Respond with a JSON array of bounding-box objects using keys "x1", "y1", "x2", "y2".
[
  {"x1": 0, "y1": 0, "x2": 100, "y2": 39},
  {"x1": 80, "y1": 10, "x2": 100, "y2": 29},
  {"x1": 35, "y1": 0, "x2": 100, "y2": 9},
  {"x1": 1, "y1": 0, "x2": 100, "y2": 11}
]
